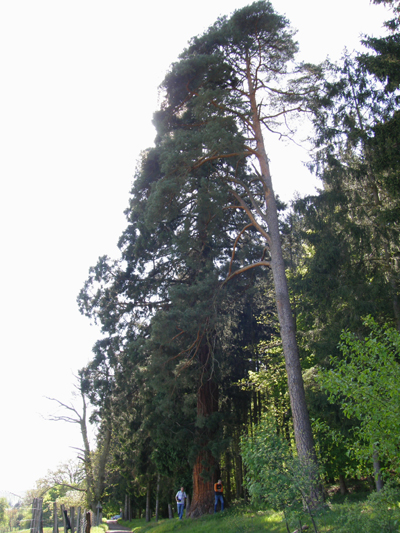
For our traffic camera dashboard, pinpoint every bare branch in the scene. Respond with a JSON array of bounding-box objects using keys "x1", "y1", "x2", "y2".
[{"x1": 223, "y1": 261, "x2": 271, "y2": 284}]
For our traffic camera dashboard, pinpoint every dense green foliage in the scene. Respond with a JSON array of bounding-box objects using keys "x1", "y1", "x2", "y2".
[
  {"x1": 318, "y1": 318, "x2": 400, "y2": 475},
  {"x1": 0, "y1": 498, "x2": 7, "y2": 527},
  {"x1": 60, "y1": 0, "x2": 400, "y2": 525},
  {"x1": 241, "y1": 414, "x2": 321, "y2": 532}
]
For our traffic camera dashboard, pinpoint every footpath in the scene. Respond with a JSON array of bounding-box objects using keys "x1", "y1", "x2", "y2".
[{"x1": 106, "y1": 520, "x2": 132, "y2": 533}]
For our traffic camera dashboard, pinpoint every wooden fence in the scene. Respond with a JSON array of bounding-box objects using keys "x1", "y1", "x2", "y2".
[{"x1": 30, "y1": 499, "x2": 92, "y2": 533}]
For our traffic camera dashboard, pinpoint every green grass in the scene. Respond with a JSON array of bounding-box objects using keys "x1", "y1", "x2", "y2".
[
  {"x1": 92, "y1": 525, "x2": 108, "y2": 533},
  {"x1": 112, "y1": 492, "x2": 400, "y2": 533},
  {"x1": 117, "y1": 507, "x2": 289, "y2": 533}
]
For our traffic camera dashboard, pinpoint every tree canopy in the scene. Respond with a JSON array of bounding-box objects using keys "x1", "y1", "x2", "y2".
[{"x1": 68, "y1": 0, "x2": 400, "y2": 519}]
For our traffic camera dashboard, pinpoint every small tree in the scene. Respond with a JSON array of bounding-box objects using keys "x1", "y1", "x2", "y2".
[
  {"x1": 46, "y1": 372, "x2": 112, "y2": 514},
  {"x1": 241, "y1": 414, "x2": 321, "y2": 533},
  {"x1": 0, "y1": 498, "x2": 7, "y2": 527},
  {"x1": 318, "y1": 316, "x2": 400, "y2": 489}
]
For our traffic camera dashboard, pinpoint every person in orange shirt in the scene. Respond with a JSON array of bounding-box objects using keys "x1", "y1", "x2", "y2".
[{"x1": 214, "y1": 479, "x2": 224, "y2": 512}]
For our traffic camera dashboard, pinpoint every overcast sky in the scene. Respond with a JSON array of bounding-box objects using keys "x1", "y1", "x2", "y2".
[{"x1": 0, "y1": 0, "x2": 390, "y2": 496}]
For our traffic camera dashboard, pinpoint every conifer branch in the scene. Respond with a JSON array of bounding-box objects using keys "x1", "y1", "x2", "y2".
[
  {"x1": 223, "y1": 261, "x2": 271, "y2": 284},
  {"x1": 227, "y1": 223, "x2": 254, "y2": 278}
]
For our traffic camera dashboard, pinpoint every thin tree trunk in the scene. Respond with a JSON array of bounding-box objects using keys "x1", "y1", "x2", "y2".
[
  {"x1": 145, "y1": 482, "x2": 151, "y2": 522},
  {"x1": 246, "y1": 57, "x2": 317, "y2": 471},
  {"x1": 155, "y1": 474, "x2": 160, "y2": 521},
  {"x1": 233, "y1": 431, "x2": 243, "y2": 499},
  {"x1": 339, "y1": 474, "x2": 347, "y2": 495},
  {"x1": 94, "y1": 426, "x2": 112, "y2": 507},
  {"x1": 373, "y1": 449, "x2": 384, "y2": 492},
  {"x1": 52, "y1": 503, "x2": 58, "y2": 533},
  {"x1": 124, "y1": 494, "x2": 128, "y2": 521},
  {"x1": 225, "y1": 451, "x2": 232, "y2": 502}
]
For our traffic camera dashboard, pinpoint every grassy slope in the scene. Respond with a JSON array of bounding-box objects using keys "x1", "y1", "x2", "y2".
[
  {"x1": 110, "y1": 490, "x2": 400, "y2": 533},
  {"x1": 116, "y1": 509, "x2": 290, "y2": 533}
]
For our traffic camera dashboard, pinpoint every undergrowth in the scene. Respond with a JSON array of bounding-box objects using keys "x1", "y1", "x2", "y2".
[{"x1": 113, "y1": 485, "x2": 400, "y2": 532}]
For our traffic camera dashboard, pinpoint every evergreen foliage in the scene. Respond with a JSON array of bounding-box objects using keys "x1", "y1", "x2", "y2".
[
  {"x1": 73, "y1": 0, "x2": 400, "y2": 519},
  {"x1": 290, "y1": 2, "x2": 400, "y2": 490}
]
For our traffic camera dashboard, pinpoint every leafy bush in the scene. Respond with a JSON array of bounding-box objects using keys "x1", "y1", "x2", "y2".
[
  {"x1": 318, "y1": 317, "x2": 400, "y2": 477},
  {"x1": 333, "y1": 482, "x2": 400, "y2": 533},
  {"x1": 241, "y1": 414, "x2": 322, "y2": 533}
]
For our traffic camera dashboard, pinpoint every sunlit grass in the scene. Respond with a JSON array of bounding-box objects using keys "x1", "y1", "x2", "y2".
[{"x1": 117, "y1": 506, "x2": 285, "y2": 533}]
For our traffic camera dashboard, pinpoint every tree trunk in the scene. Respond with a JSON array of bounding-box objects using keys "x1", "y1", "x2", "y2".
[
  {"x1": 225, "y1": 451, "x2": 232, "y2": 502},
  {"x1": 155, "y1": 473, "x2": 160, "y2": 521},
  {"x1": 233, "y1": 430, "x2": 243, "y2": 499},
  {"x1": 189, "y1": 449, "x2": 216, "y2": 517},
  {"x1": 145, "y1": 482, "x2": 151, "y2": 522},
  {"x1": 94, "y1": 426, "x2": 112, "y2": 507},
  {"x1": 123, "y1": 494, "x2": 128, "y2": 521},
  {"x1": 373, "y1": 449, "x2": 384, "y2": 492},
  {"x1": 246, "y1": 58, "x2": 317, "y2": 470},
  {"x1": 338, "y1": 474, "x2": 347, "y2": 495},
  {"x1": 187, "y1": 347, "x2": 219, "y2": 518}
]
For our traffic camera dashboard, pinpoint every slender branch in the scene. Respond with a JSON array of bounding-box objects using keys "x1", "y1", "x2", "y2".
[
  {"x1": 227, "y1": 176, "x2": 268, "y2": 225},
  {"x1": 223, "y1": 261, "x2": 271, "y2": 284},
  {"x1": 228, "y1": 223, "x2": 254, "y2": 277},
  {"x1": 230, "y1": 189, "x2": 272, "y2": 246}
]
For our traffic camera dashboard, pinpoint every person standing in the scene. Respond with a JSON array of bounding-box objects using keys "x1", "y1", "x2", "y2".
[
  {"x1": 214, "y1": 479, "x2": 224, "y2": 513},
  {"x1": 175, "y1": 486, "x2": 187, "y2": 520}
]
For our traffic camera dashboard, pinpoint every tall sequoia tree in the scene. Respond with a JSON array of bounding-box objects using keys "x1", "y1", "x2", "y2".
[
  {"x1": 79, "y1": 148, "x2": 265, "y2": 515},
  {"x1": 155, "y1": 1, "x2": 321, "y2": 472},
  {"x1": 79, "y1": 1, "x2": 322, "y2": 515}
]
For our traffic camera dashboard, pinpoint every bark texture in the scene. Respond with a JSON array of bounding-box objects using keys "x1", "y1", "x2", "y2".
[
  {"x1": 188, "y1": 348, "x2": 219, "y2": 518},
  {"x1": 246, "y1": 62, "x2": 316, "y2": 465}
]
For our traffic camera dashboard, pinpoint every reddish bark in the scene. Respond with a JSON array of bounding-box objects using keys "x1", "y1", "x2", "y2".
[
  {"x1": 189, "y1": 448, "x2": 216, "y2": 517},
  {"x1": 187, "y1": 347, "x2": 219, "y2": 518}
]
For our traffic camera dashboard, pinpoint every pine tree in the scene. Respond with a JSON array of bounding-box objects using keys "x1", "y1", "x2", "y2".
[
  {"x1": 79, "y1": 1, "x2": 324, "y2": 513},
  {"x1": 154, "y1": 0, "x2": 322, "y2": 482}
]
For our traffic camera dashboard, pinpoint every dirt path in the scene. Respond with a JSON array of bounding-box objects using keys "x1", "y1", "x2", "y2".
[{"x1": 106, "y1": 520, "x2": 132, "y2": 533}]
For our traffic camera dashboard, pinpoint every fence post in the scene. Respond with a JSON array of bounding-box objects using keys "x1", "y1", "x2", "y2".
[
  {"x1": 30, "y1": 498, "x2": 37, "y2": 533},
  {"x1": 60, "y1": 505, "x2": 68, "y2": 533},
  {"x1": 85, "y1": 512, "x2": 91, "y2": 533},
  {"x1": 79, "y1": 510, "x2": 86, "y2": 533},
  {"x1": 30, "y1": 498, "x2": 43, "y2": 533},
  {"x1": 53, "y1": 503, "x2": 58, "y2": 533},
  {"x1": 70, "y1": 508, "x2": 75, "y2": 533},
  {"x1": 76, "y1": 508, "x2": 81, "y2": 533}
]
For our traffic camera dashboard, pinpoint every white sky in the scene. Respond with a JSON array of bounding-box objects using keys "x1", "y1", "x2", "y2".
[{"x1": 0, "y1": 0, "x2": 390, "y2": 496}]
